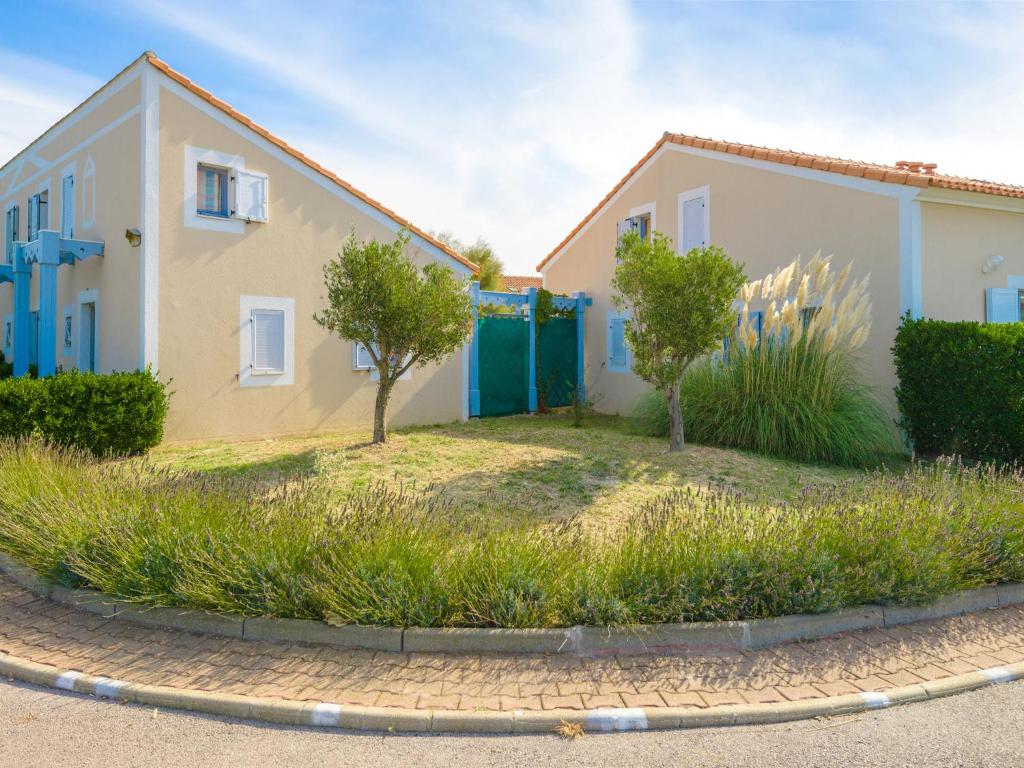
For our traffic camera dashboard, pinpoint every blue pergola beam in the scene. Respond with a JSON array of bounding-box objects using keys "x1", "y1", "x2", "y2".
[{"x1": 11, "y1": 230, "x2": 105, "y2": 378}]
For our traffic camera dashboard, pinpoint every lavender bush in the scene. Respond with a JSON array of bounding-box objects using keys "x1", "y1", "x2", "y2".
[{"x1": 0, "y1": 441, "x2": 1021, "y2": 627}]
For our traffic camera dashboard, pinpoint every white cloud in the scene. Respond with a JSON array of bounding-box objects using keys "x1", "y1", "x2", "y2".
[
  {"x1": 0, "y1": 51, "x2": 101, "y2": 171},
  {"x1": 4, "y1": 1, "x2": 1024, "y2": 275}
]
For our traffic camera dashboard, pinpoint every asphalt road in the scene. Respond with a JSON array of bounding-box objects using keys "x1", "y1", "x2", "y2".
[{"x1": 2, "y1": 678, "x2": 1023, "y2": 767}]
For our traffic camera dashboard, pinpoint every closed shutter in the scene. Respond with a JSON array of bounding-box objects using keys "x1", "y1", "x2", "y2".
[
  {"x1": 27, "y1": 195, "x2": 38, "y2": 241},
  {"x1": 616, "y1": 217, "x2": 640, "y2": 240},
  {"x1": 986, "y1": 288, "x2": 1021, "y2": 323},
  {"x1": 233, "y1": 169, "x2": 269, "y2": 222},
  {"x1": 681, "y1": 195, "x2": 706, "y2": 253},
  {"x1": 252, "y1": 309, "x2": 285, "y2": 372},
  {"x1": 61, "y1": 175, "x2": 74, "y2": 238},
  {"x1": 608, "y1": 315, "x2": 629, "y2": 371}
]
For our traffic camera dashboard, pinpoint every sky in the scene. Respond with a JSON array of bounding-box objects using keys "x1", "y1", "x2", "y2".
[{"x1": 2, "y1": 1, "x2": 1023, "y2": 274}]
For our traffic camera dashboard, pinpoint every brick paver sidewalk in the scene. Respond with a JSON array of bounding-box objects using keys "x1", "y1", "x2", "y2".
[{"x1": 3, "y1": 578, "x2": 1024, "y2": 712}]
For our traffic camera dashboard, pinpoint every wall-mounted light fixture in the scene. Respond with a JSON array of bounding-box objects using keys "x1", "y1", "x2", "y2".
[
  {"x1": 125, "y1": 228, "x2": 142, "y2": 247},
  {"x1": 982, "y1": 254, "x2": 1004, "y2": 274}
]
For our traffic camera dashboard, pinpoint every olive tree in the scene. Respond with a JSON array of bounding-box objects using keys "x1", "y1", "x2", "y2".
[
  {"x1": 315, "y1": 232, "x2": 473, "y2": 444},
  {"x1": 612, "y1": 231, "x2": 745, "y2": 452}
]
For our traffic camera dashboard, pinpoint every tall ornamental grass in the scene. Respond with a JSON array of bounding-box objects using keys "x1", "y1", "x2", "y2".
[
  {"x1": 0, "y1": 441, "x2": 1022, "y2": 627},
  {"x1": 669, "y1": 253, "x2": 899, "y2": 466}
]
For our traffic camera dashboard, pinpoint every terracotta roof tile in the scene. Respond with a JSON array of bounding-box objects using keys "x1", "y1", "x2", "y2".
[
  {"x1": 501, "y1": 275, "x2": 543, "y2": 292},
  {"x1": 536, "y1": 131, "x2": 1024, "y2": 272},
  {"x1": 144, "y1": 53, "x2": 477, "y2": 274}
]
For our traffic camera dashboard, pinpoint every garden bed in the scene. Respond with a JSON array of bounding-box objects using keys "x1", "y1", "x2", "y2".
[{"x1": 0, "y1": 436, "x2": 1021, "y2": 629}]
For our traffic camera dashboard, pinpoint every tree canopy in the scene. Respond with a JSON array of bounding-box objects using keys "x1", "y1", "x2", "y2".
[
  {"x1": 612, "y1": 231, "x2": 745, "y2": 451},
  {"x1": 315, "y1": 231, "x2": 472, "y2": 443}
]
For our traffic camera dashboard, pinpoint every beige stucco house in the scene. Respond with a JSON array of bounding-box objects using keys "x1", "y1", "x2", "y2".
[
  {"x1": 0, "y1": 53, "x2": 478, "y2": 441},
  {"x1": 538, "y1": 133, "x2": 1024, "y2": 416}
]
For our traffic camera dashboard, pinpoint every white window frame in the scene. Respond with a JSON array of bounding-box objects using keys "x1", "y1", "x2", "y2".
[
  {"x1": 81, "y1": 155, "x2": 96, "y2": 228},
  {"x1": 606, "y1": 308, "x2": 632, "y2": 373},
  {"x1": 629, "y1": 201, "x2": 656, "y2": 239},
  {"x1": 677, "y1": 185, "x2": 710, "y2": 255},
  {"x1": 185, "y1": 146, "x2": 246, "y2": 234},
  {"x1": 77, "y1": 288, "x2": 100, "y2": 373},
  {"x1": 61, "y1": 304, "x2": 74, "y2": 357},
  {"x1": 352, "y1": 341, "x2": 412, "y2": 381},
  {"x1": 239, "y1": 295, "x2": 294, "y2": 388},
  {"x1": 60, "y1": 161, "x2": 76, "y2": 239}
]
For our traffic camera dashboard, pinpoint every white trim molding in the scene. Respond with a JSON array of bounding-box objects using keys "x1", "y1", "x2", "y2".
[
  {"x1": 239, "y1": 295, "x2": 295, "y2": 388},
  {"x1": 140, "y1": 66, "x2": 160, "y2": 371},
  {"x1": 898, "y1": 194, "x2": 923, "y2": 318}
]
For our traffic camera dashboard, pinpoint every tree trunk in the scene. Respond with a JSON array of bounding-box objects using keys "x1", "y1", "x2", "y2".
[
  {"x1": 666, "y1": 382, "x2": 685, "y2": 453},
  {"x1": 373, "y1": 378, "x2": 394, "y2": 444}
]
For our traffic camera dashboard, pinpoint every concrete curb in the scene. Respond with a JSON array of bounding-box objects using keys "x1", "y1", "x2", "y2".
[
  {"x1": 1, "y1": 649, "x2": 1021, "y2": 734},
  {"x1": 2, "y1": 551, "x2": 1023, "y2": 656}
]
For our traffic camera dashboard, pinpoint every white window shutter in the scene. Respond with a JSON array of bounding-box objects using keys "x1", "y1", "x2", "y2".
[
  {"x1": 61, "y1": 175, "x2": 74, "y2": 238},
  {"x1": 617, "y1": 217, "x2": 641, "y2": 239},
  {"x1": 681, "y1": 196, "x2": 706, "y2": 253},
  {"x1": 986, "y1": 288, "x2": 1021, "y2": 323},
  {"x1": 233, "y1": 169, "x2": 269, "y2": 222},
  {"x1": 252, "y1": 309, "x2": 285, "y2": 372},
  {"x1": 353, "y1": 342, "x2": 375, "y2": 370}
]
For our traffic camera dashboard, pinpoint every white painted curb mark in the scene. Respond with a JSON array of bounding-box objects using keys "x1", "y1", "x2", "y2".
[
  {"x1": 93, "y1": 677, "x2": 126, "y2": 700},
  {"x1": 586, "y1": 707, "x2": 648, "y2": 732},
  {"x1": 54, "y1": 671, "x2": 82, "y2": 691},
  {"x1": 858, "y1": 691, "x2": 890, "y2": 709},
  {"x1": 980, "y1": 667, "x2": 1014, "y2": 684},
  {"x1": 310, "y1": 702, "x2": 343, "y2": 727}
]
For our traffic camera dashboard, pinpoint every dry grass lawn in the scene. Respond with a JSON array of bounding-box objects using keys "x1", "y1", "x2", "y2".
[{"x1": 150, "y1": 413, "x2": 877, "y2": 527}]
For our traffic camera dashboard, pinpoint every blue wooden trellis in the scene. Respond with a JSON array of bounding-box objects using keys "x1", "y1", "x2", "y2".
[
  {"x1": 0, "y1": 229, "x2": 104, "y2": 377},
  {"x1": 468, "y1": 282, "x2": 590, "y2": 418}
]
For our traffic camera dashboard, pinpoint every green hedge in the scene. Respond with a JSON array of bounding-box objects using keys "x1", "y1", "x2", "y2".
[
  {"x1": 892, "y1": 316, "x2": 1024, "y2": 462},
  {"x1": 0, "y1": 368, "x2": 169, "y2": 456}
]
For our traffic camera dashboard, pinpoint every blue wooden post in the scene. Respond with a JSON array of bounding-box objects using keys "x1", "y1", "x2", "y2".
[
  {"x1": 36, "y1": 231, "x2": 60, "y2": 378},
  {"x1": 527, "y1": 286, "x2": 538, "y2": 413},
  {"x1": 12, "y1": 243, "x2": 31, "y2": 377},
  {"x1": 469, "y1": 281, "x2": 481, "y2": 417},
  {"x1": 574, "y1": 291, "x2": 586, "y2": 404}
]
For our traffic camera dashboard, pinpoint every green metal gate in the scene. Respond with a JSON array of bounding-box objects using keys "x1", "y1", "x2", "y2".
[
  {"x1": 537, "y1": 317, "x2": 578, "y2": 409},
  {"x1": 478, "y1": 315, "x2": 529, "y2": 417}
]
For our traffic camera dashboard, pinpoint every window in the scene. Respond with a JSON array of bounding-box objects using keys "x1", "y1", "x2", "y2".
[
  {"x1": 607, "y1": 310, "x2": 632, "y2": 373},
  {"x1": 986, "y1": 287, "x2": 1022, "y2": 323},
  {"x1": 197, "y1": 164, "x2": 229, "y2": 218},
  {"x1": 4, "y1": 205, "x2": 17, "y2": 264},
  {"x1": 353, "y1": 341, "x2": 413, "y2": 380},
  {"x1": 252, "y1": 309, "x2": 286, "y2": 374},
  {"x1": 61, "y1": 305, "x2": 74, "y2": 357},
  {"x1": 61, "y1": 171, "x2": 75, "y2": 238},
  {"x1": 239, "y1": 296, "x2": 294, "y2": 387},
  {"x1": 27, "y1": 188, "x2": 48, "y2": 241},
  {"x1": 186, "y1": 147, "x2": 269, "y2": 232},
  {"x1": 678, "y1": 186, "x2": 709, "y2": 254}
]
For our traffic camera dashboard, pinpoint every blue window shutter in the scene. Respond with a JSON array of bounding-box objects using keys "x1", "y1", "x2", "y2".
[
  {"x1": 986, "y1": 288, "x2": 1021, "y2": 323},
  {"x1": 607, "y1": 314, "x2": 630, "y2": 371},
  {"x1": 750, "y1": 311, "x2": 764, "y2": 340}
]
